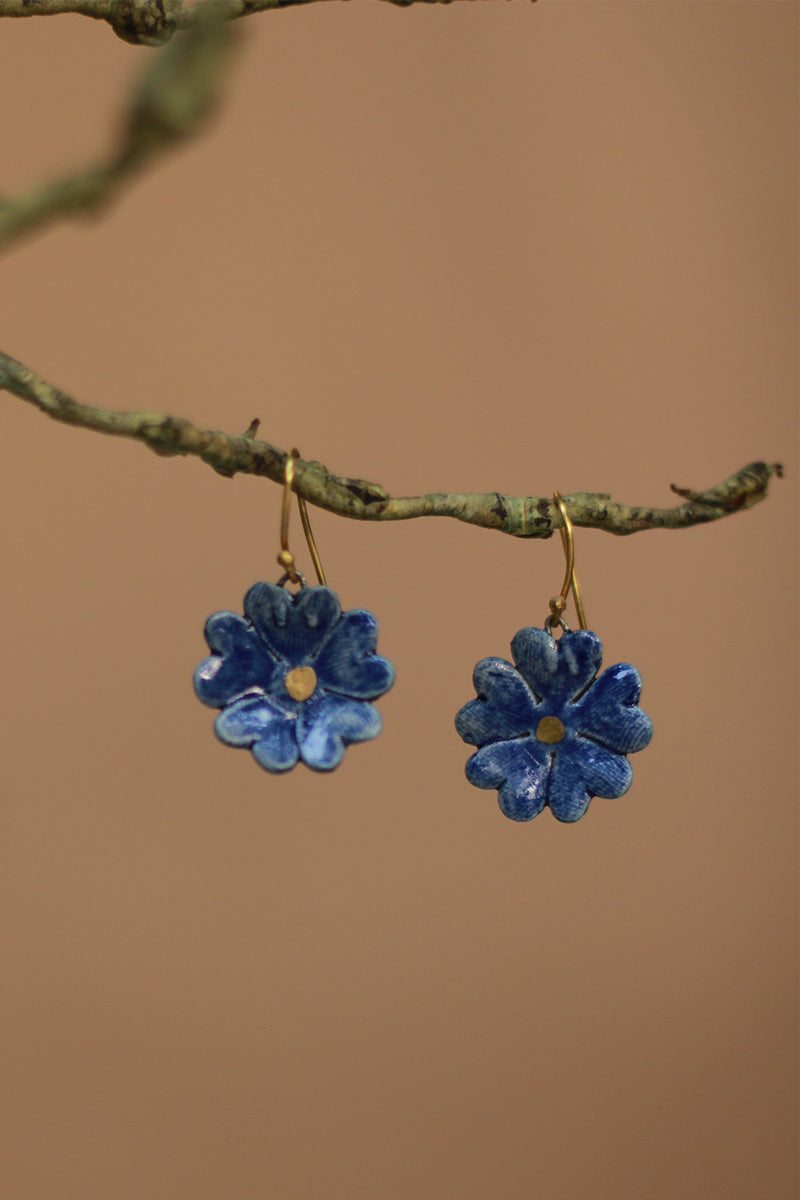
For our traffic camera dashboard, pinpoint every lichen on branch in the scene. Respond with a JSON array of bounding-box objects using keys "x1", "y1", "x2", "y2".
[
  {"x1": 1, "y1": 0, "x2": 478, "y2": 45},
  {"x1": 0, "y1": 350, "x2": 782, "y2": 539}
]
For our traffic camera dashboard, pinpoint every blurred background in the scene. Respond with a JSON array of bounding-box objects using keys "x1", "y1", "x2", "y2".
[{"x1": 1, "y1": 4, "x2": 797, "y2": 1198}]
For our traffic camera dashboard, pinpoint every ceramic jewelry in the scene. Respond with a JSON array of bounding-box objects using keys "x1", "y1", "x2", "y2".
[
  {"x1": 194, "y1": 452, "x2": 394, "y2": 773},
  {"x1": 455, "y1": 493, "x2": 652, "y2": 822}
]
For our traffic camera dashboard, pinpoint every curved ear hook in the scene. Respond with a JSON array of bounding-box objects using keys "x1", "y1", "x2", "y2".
[
  {"x1": 549, "y1": 491, "x2": 587, "y2": 630},
  {"x1": 292, "y1": 449, "x2": 327, "y2": 586},
  {"x1": 277, "y1": 449, "x2": 327, "y2": 587}
]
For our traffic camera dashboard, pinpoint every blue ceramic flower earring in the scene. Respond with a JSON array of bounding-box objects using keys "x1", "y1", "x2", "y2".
[
  {"x1": 455, "y1": 493, "x2": 652, "y2": 822},
  {"x1": 194, "y1": 451, "x2": 395, "y2": 773}
]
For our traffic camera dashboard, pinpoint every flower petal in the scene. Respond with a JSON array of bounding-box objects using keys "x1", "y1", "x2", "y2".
[
  {"x1": 243, "y1": 583, "x2": 341, "y2": 665},
  {"x1": 553, "y1": 738, "x2": 633, "y2": 819},
  {"x1": 194, "y1": 611, "x2": 279, "y2": 707},
  {"x1": 511, "y1": 627, "x2": 603, "y2": 705},
  {"x1": 579, "y1": 739, "x2": 633, "y2": 798},
  {"x1": 455, "y1": 657, "x2": 540, "y2": 746},
  {"x1": 252, "y1": 721, "x2": 300, "y2": 773},
  {"x1": 545, "y1": 749, "x2": 593, "y2": 822},
  {"x1": 572, "y1": 662, "x2": 653, "y2": 754},
  {"x1": 313, "y1": 609, "x2": 395, "y2": 699},
  {"x1": 296, "y1": 692, "x2": 382, "y2": 771},
  {"x1": 216, "y1": 697, "x2": 299, "y2": 772},
  {"x1": 214, "y1": 693, "x2": 292, "y2": 747},
  {"x1": 465, "y1": 738, "x2": 551, "y2": 822}
]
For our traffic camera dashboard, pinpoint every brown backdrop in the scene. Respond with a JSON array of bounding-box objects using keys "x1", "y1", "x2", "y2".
[{"x1": 1, "y1": 4, "x2": 797, "y2": 1198}]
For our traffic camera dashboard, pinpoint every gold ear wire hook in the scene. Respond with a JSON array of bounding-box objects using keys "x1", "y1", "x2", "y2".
[
  {"x1": 292, "y1": 448, "x2": 327, "y2": 586},
  {"x1": 278, "y1": 452, "x2": 301, "y2": 584},
  {"x1": 277, "y1": 449, "x2": 328, "y2": 587},
  {"x1": 549, "y1": 491, "x2": 587, "y2": 630}
]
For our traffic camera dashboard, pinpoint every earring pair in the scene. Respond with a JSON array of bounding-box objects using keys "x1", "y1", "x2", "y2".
[{"x1": 194, "y1": 471, "x2": 652, "y2": 822}]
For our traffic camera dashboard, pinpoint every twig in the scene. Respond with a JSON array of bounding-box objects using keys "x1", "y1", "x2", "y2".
[
  {"x1": 0, "y1": 350, "x2": 782, "y2": 538},
  {"x1": 0, "y1": 12, "x2": 237, "y2": 250},
  {"x1": 0, "y1": 0, "x2": 482, "y2": 45}
]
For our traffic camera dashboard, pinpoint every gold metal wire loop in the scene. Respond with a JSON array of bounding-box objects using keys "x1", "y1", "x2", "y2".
[
  {"x1": 548, "y1": 491, "x2": 587, "y2": 630},
  {"x1": 277, "y1": 449, "x2": 328, "y2": 587}
]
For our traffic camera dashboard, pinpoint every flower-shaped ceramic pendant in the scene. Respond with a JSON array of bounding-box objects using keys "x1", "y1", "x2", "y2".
[
  {"x1": 195, "y1": 582, "x2": 394, "y2": 772},
  {"x1": 455, "y1": 625, "x2": 652, "y2": 822}
]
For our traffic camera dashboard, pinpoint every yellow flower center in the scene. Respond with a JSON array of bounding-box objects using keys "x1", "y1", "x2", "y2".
[
  {"x1": 535, "y1": 716, "x2": 566, "y2": 744},
  {"x1": 284, "y1": 665, "x2": 318, "y2": 702}
]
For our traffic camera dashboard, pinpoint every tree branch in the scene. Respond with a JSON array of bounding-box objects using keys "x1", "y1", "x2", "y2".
[
  {"x1": 0, "y1": 12, "x2": 237, "y2": 251},
  {"x1": 0, "y1": 1, "x2": 529, "y2": 247},
  {"x1": 0, "y1": 349, "x2": 782, "y2": 538},
  {"x1": 0, "y1": 0, "x2": 477, "y2": 46}
]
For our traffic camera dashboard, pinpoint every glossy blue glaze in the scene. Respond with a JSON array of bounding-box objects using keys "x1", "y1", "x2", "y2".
[
  {"x1": 455, "y1": 626, "x2": 652, "y2": 822},
  {"x1": 195, "y1": 582, "x2": 395, "y2": 773}
]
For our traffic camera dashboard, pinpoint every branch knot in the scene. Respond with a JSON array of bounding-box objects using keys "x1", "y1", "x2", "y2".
[{"x1": 109, "y1": 0, "x2": 179, "y2": 44}]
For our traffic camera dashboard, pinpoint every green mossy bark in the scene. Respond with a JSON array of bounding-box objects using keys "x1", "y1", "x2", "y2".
[{"x1": 0, "y1": 350, "x2": 781, "y2": 539}]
